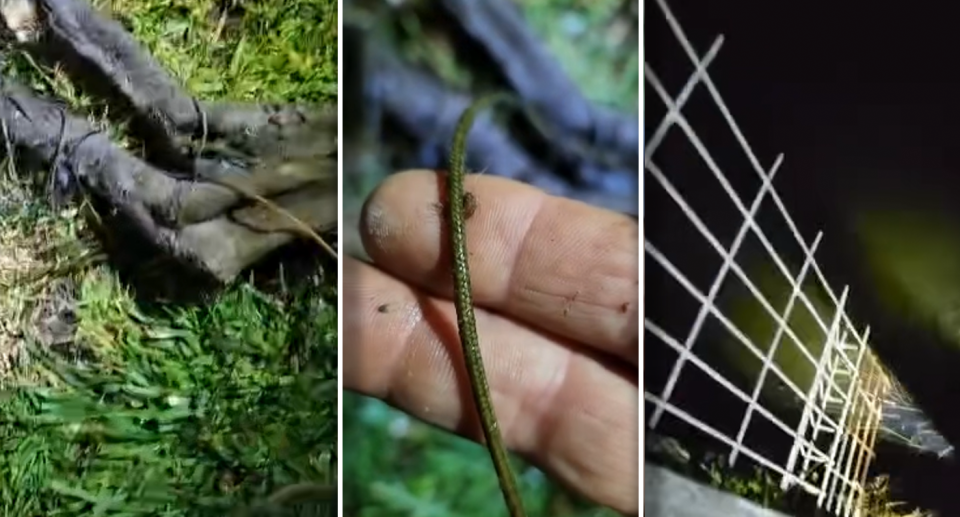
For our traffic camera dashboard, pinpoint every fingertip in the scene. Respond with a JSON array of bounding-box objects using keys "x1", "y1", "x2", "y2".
[
  {"x1": 359, "y1": 169, "x2": 547, "y2": 294},
  {"x1": 359, "y1": 169, "x2": 446, "y2": 270}
]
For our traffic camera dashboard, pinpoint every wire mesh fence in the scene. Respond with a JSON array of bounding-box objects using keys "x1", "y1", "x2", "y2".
[{"x1": 643, "y1": 0, "x2": 891, "y2": 515}]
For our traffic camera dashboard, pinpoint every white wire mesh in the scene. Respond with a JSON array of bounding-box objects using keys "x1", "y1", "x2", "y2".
[{"x1": 643, "y1": 1, "x2": 889, "y2": 515}]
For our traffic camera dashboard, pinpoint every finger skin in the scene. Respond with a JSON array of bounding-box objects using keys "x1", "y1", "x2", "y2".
[
  {"x1": 360, "y1": 169, "x2": 639, "y2": 364},
  {"x1": 343, "y1": 257, "x2": 639, "y2": 515}
]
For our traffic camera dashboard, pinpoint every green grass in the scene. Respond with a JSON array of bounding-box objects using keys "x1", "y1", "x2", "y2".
[
  {"x1": 648, "y1": 434, "x2": 932, "y2": 517},
  {"x1": 0, "y1": 0, "x2": 338, "y2": 515},
  {"x1": 112, "y1": 0, "x2": 337, "y2": 103},
  {"x1": 1, "y1": 277, "x2": 337, "y2": 516},
  {"x1": 343, "y1": 394, "x2": 619, "y2": 517},
  {"x1": 522, "y1": 0, "x2": 639, "y2": 111}
]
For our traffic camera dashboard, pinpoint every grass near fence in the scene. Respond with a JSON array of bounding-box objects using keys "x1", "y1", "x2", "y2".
[
  {"x1": 0, "y1": 0, "x2": 338, "y2": 515},
  {"x1": 648, "y1": 432, "x2": 931, "y2": 517}
]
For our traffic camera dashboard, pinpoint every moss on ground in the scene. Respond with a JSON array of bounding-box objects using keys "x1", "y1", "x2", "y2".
[{"x1": 0, "y1": 0, "x2": 338, "y2": 515}]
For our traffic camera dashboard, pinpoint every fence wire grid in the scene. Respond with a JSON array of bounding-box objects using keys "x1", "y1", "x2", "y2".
[{"x1": 643, "y1": 1, "x2": 891, "y2": 515}]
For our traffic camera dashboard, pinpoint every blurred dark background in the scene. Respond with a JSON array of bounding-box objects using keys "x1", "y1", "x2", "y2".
[
  {"x1": 649, "y1": 0, "x2": 960, "y2": 226},
  {"x1": 342, "y1": 0, "x2": 639, "y2": 256}
]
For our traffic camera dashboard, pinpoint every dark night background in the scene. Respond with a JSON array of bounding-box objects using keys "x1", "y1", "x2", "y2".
[
  {"x1": 647, "y1": 0, "x2": 960, "y2": 223},
  {"x1": 645, "y1": 1, "x2": 960, "y2": 514}
]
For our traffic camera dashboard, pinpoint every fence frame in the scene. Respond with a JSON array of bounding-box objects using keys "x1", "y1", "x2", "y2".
[{"x1": 643, "y1": 1, "x2": 890, "y2": 515}]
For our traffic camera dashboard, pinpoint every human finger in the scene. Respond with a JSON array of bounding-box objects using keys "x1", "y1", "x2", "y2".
[
  {"x1": 343, "y1": 257, "x2": 639, "y2": 514},
  {"x1": 360, "y1": 169, "x2": 639, "y2": 365}
]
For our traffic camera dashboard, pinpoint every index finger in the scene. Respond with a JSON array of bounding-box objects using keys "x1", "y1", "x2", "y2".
[{"x1": 360, "y1": 169, "x2": 639, "y2": 364}]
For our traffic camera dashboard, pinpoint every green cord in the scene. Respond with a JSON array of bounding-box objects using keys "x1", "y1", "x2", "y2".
[{"x1": 446, "y1": 92, "x2": 527, "y2": 517}]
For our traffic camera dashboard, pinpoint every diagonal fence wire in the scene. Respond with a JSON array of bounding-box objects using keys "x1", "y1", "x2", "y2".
[{"x1": 643, "y1": 1, "x2": 894, "y2": 515}]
